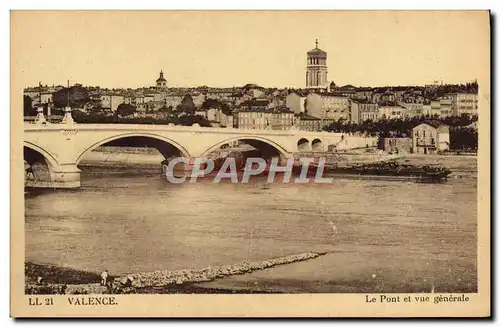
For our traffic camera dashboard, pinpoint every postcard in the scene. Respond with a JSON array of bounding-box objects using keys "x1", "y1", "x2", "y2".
[{"x1": 11, "y1": 10, "x2": 490, "y2": 317}]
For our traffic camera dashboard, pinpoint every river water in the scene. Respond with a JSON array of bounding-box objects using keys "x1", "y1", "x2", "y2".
[{"x1": 25, "y1": 156, "x2": 477, "y2": 293}]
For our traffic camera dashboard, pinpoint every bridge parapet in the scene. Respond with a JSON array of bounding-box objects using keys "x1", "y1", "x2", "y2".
[{"x1": 24, "y1": 122, "x2": 334, "y2": 137}]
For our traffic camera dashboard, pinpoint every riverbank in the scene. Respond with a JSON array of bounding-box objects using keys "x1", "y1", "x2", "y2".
[
  {"x1": 79, "y1": 146, "x2": 163, "y2": 168},
  {"x1": 25, "y1": 252, "x2": 327, "y2": 294},
  {"x1": 395, "y1": 154, "x2": 477, "y2": 176},
  {"x1": 80, "y1": 146, "x2": 477, "y2": 170}
]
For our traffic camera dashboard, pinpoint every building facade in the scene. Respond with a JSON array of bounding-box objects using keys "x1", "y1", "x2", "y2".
[
  {"x1": 306, "y1": 93, "x2": 350, "y2": 121},
  {"x1": 306, "y1": 40, "x2": 328, "y2": 90},
  {"x1": 350, "y1": 99, "x2": 378, "y2": 123},
  {"x1": 377, "y1": 105, "x2": 407, "y2": 120},
  {"x1": 447, "y1": 92, "x2": 478, "y2": 116},
  {"x1": 378, "y1": 137, "x2": 412, "y2": 154},
  {"x1": 285, "y1": 91, "x2": 307, "y2": 114},
  {"x1": 207, "y1": 108, "x2": 234, "y2": 128},
  {"x1": 234, "y1": 109, "x2": 294, "y2": 130},
  {"x1": 412, "y1": 122, "x2": 450, "y2": 154},
  {"x1": 165, "y1": 94, "x2": 184, "y2": 109},
  {"x1": 296, "y1": 114, "x2": 322, "y2": 132},
  {"x1": 398, "y1": 102, "x2": 424, "y2": 118}
]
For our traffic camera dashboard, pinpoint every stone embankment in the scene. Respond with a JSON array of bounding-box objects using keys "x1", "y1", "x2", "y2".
[
  {"x1": 25, "y1": 252, "x2": 327, "y2": 294},
  {"x1": 129, "y1": 251, "x2": 327, "y2": 288}
]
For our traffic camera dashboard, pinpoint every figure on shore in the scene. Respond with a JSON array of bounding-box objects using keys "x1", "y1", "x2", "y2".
[
  {"x1": 125, "y1": 275, "x2": 134, "y2": 287},
  {"x1": 100, "y1": 270, "x2": 109, "y2": 286}
]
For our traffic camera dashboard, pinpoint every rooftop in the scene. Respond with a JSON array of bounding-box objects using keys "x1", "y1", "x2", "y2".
[
  {"x1": 297, "y1": 113, "x2": 321, "y2": 120},
  {"x1": 307, "y1": 39, "x2": 327, "y2": 56}
]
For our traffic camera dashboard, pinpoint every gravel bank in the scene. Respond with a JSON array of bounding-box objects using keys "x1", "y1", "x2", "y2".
[
  {"x1": 25, "y1": 252, "x2": 327, "y2": 294},
  {"x1": 129, "y1": 251, "x2": 327, "y2": 288}
]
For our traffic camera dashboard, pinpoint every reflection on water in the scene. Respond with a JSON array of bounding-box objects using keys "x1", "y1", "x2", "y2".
[{"x1": 25, "y1": 158, "x2": 477, "y2": 293}]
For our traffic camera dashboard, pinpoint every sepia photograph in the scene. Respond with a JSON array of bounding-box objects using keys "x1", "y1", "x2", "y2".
[{"x1": 10, "y1": 10, "x2": 490, "y2": 317}]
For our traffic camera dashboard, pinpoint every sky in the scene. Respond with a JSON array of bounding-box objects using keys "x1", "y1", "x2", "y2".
[{"x1": 11, "y1": 11, "x2": 489, "y2": 89}]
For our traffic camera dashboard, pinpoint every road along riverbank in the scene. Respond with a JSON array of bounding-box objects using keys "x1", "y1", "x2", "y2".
[{"x1": 25, "y1": 251, "x2": 327, "y2": 294}]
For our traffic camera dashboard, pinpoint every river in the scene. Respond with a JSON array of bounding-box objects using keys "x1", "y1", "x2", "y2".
[{"x1": 25, "y1": 155, "x2": 477, "y2": 293}]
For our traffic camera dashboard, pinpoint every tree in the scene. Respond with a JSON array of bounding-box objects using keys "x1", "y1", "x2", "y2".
[
  {"x1": 158, "y1": 105, "x2": 173, "y2": 113},
  {"x1": 176, "y1": 114, "x2": 211, "y2": 127},
  {"x1": 116, "y1": 103, "x2": 136, "y2": 117},
  {"x1": 23, "y1": 95, "x2": 35, "y2": 116},
  {"x1": 450, "y1": 127, "x2": 478, "y2": 151},
  {"x1": 201, "y1": 98, "x2": 220, "y2": 110},
  {"x1": 201, "y1": 98, "x2": 232, "y2": 115},
  {"x1": 85, "y1": 99, "x2": 103, "y2": 113},
  {"x1": 52, "y1": 85, "x2": 89, "y2": 108},
  {"x1": 176, "y1": 94, "x2": 196, "y2": 116}
]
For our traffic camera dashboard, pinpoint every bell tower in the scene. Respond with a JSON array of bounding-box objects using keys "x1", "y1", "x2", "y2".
[
  {"x1": 306, "y1": 39, "x2": 328, "y2": 90},
  {"x1": 156, "y1": 70, "x2": 168, "y2": 89}
]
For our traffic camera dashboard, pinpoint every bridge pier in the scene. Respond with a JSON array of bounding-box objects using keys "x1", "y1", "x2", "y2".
[{"x1": 49, "y1": 164, "x2": 81, "y2": 188}]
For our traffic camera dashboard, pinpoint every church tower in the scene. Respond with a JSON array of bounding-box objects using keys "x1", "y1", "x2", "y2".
[
  {"x1": 306, "y1": 39, "x2": 328, "y2": 90},
  {"x1": 156, "y1": 70, "x2": 167, "y2": 89}
]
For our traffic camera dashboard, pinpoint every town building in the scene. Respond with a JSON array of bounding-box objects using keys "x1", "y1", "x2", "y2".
[
  {"x1": 398, "y1": 102, "x2": 424, "y2": 118},
  {"x1": 427, "y1": 97, "x2": 454, "y2": 118},
  {"x1": 234, "y1": 109, "x2": 271, "y2": 130},
  {"x1": 378, "y1": 137, "x2": 412, "y2": 154},
  {"x1": 437, "y1": 97, "x2": 453, "y2": 118},
  {"x1": 234, "y1": 108, "x2": 294, "y2": 130},
  {"x1": 156, "y1": 70, "x2": 167, "y2": 89},
  {"x1": 39, "y1": 92, "x2": 53, "y2": 105},
  {"x1": 447, "y1": 92, "x2": 478, "y2": 116},
  {"x1": 350, "y1": 99, "x2": 378, "y2": 123},
  {"x1": 335, "y1": 85, "x2": 357, "y2": 98},
  {"x1": 100, "y1": 94, "x2": 125, "y2": 112},
  {"x1": 285, "y1": 91, "x2": 307, "y2": 114},
  {"x1": 354, "y1": 87, "x2": 373, "y2": 101},
  {"x1": 164, "y1": 94, "x2": 184, "y2": 109},
  {"x1": 422, "y1": 104, "x2": 432, "y2": 116},
  {"x1": 306, "y1": 93, "x2": 350, "y2": 121},
  {"x1": 372, "y1": 89, "x2": 396, "y2": 103},
  {"x1": 238, "y1": 99, "x2": 271, "y2": 111},
  {"x1": 377, "y1": 105, "x2": 407, "y2": 120},
  {"x1": 242, "y1": 84, "x2": 266, "y2": 98},
  {"x1": 207, "y1": 108, "x2": 233, "y2": 128},
  {"x1": 412, "y1": 122, "x2": 450, "y2": 154},
  {"x1": 306, "y1": 39, "x2": 328, "y2": 90},
  {"x1": 270, "y1": 108, "x2": 295, "y2": 130},
  {"x1": 295, "y1": 114, "x2": 322, "y2": 131}
]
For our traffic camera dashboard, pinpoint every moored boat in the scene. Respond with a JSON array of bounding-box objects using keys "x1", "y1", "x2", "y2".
[{"x1": 293, "y1": 161, "x2": 452, "y2": 181}]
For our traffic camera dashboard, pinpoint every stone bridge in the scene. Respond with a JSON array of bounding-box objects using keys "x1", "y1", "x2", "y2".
[{"x1": 24, "y1": 122, "x2": 377, "y2": 188}]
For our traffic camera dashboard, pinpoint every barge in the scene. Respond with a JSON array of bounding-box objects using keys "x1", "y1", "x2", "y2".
[{"x1": 294, "y1": 161, "x2": 452, "y2": 181}]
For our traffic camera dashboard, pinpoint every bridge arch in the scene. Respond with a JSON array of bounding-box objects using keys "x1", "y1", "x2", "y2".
[
  {"x1": 311, "y1": 138, "x2": 323, "y2": 152},
  {"x1": 24, "y1": 141, "x2": 60, "y2": 167},
  {"x1": 75, "y1": 132, "x2": 191, "y2": 164},
  {"x1": 199, "y1": 136, "x2": 291, "y2": 158},
  {"x1": 297, "y1": 138, "x2": 310, "y2": 152}
]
